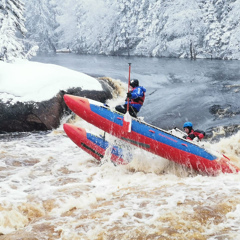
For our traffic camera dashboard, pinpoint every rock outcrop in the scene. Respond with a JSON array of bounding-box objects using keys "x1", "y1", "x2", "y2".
[{"x1": 0, "y1": 79, "x2": 112, "y2": 133}]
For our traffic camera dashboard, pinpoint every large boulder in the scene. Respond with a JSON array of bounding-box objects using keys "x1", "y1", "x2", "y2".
[{"x1": 0, "y1": 79, "x2": 113, "y2": 133}]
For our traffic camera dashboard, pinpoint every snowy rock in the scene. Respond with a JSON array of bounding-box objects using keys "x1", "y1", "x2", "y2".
[
  {"x1": 0, "y1": 60, "x2": 113, "y2": 132},
  {"x1": 0, "y1": 81, "x2": 112, "y2": 133}
]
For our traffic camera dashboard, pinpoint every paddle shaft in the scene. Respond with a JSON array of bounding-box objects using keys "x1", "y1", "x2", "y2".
[{"x1": 127, "y1": 63, "x2": 131, "y2": 112}]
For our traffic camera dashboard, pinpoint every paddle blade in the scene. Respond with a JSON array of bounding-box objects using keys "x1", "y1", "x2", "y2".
[{"x1": 123, "y1": 111, "x2": 132, "y2": 132}]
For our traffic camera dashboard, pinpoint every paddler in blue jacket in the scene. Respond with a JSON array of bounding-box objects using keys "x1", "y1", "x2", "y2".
[{"x1": 115, "y1": 79, "x2": 146, "y2": 118}]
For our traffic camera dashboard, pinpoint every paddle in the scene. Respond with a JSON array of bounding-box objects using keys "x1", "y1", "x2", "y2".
[{"x1": 123, "y1": 63, "x2": 132, "y2": 132}]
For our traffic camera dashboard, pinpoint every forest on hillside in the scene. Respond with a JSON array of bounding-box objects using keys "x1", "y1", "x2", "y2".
[{"x1": 1, "y1": 0, "x2": 240, "y2": 61}]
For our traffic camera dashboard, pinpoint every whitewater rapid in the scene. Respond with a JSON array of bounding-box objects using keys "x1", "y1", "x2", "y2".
[
  {"x1": 1, "y1": 54, "x2": 239, "y2": 239},
  {"x1": 0, "y1": 112, "x2": 240, "y2": 239}
]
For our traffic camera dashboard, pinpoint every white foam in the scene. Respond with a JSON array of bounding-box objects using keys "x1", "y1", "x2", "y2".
[{"x1": 0, "y1": 117, "x2": 240, "y2": 237}]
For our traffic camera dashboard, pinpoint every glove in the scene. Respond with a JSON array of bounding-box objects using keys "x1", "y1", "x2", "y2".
[
  {"x1": 126, "y1": 92, "x2": 132, "y2": 98},
  {"x1": 193, "y1": 137, "x2": 199, "y2": 142}
]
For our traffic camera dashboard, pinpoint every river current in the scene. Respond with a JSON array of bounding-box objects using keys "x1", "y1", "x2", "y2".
[{"x1": 0, "y1": 54, "x2": 240, "y2": 239}]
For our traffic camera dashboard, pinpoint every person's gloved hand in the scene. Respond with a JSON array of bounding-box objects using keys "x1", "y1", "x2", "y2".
[
  {"x1": 193, "y1": 137, "x2": 199, "y2": 142},
  {"x1": 126, "y1": 92, "x2": 132, "y2": 98}
]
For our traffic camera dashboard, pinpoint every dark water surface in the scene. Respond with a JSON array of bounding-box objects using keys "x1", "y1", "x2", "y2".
[{"x1": 32, "y1": 54, "x2": 240, "y2": 137}]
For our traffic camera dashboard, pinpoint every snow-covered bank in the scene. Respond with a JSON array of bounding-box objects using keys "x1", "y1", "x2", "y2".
[
  {"x1": 0, "y1": 60, "x2": 102, "y2": 103},
  {"x1": 0, "y1": 60, "x2": 113, "y2": 132}
]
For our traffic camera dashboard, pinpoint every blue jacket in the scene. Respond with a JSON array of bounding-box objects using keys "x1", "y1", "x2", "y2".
[{"x1": 125, "y1": 86, "x2": 146, "y2": 112}]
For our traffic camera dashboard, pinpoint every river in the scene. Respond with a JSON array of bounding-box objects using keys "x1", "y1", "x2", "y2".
[
  {"x1": 33, "y1": 53, "x2": 240, "y2": 136},
  {"x1": 0, "y1": 54, "x2": 240, "y2": 240}
]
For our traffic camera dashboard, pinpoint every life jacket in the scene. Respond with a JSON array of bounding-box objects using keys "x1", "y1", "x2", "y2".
[
  {"x1": 130, "y1": 87, "x2": 145, "y2": 106},
  {"x1": 187, "y1": 129, "x2": 205, "y2": 141}
]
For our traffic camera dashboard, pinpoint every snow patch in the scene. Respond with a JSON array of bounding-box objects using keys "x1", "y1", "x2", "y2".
[{"x1": 0, "y1": 59, "x2": 102, "y2": 103}]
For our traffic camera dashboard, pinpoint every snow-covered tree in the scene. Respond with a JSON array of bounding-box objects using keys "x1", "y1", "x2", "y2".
[
  {"x1": 55, "y1": 0, "x2": 81, "y2": 51},
  {"x1": 0, "y1": 0, "x2": 27, "y2": 61},
  {"x1": 14, "y1": 0, "x2": 240, "y2": 60},
  {"x1": 219, "y1": 0, "x2": 240, "y2": 59},
  {"x1": 106, "y1": 0, "x2": 205, "y2": 58},
  {"x1": 198, "y1": 0, "x2": 223, "y2": 58},
  {"x1": 56, "y1": 0, "x2": 118, "y2": 54},
  {"x1": 57, "y1": 0, "x2": 206, "y2": 58},
  {"x1": 108, "y1": 0, "x2": 148, "y2": 56},
  {"x1": 24, "y1": 0, "x2": 59, "y2": 53}
]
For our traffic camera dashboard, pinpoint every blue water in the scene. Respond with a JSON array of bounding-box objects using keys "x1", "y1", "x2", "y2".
[{"x1": 32, "y1": 54, "x2": 240, "y2": 138}]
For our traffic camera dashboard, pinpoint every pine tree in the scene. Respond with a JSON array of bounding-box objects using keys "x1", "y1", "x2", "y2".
[
  {"x1": 198, "y1": 0, "x2": 223, "y2": 58},
  {"x1": 55, "y1": 0, "x2": 80, "y2": 51},
  {"x1": 56, "y1": 0, "x2": 117, "y2": 54},
  {"x1": 24, "y1": 0, "x2": 59, "y2": 53},
  {"x1": 0, "y1": 0, "x2": 27, "y2": 61}
]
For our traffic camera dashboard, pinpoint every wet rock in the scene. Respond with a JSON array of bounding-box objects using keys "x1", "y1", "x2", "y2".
[
  {"x1": 0, "y1": 79, "x2": 113, "y2": 132},
  {"x1": 205, "y1": 125, "x2": 240, "y2": 142},
  {"x1": 209, "y1": 104, "x2": 240, "y2": 119}
]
